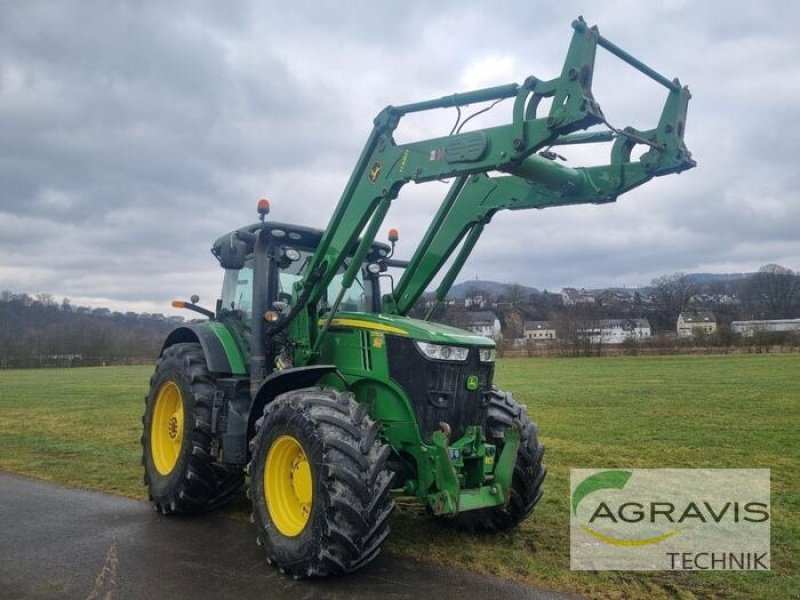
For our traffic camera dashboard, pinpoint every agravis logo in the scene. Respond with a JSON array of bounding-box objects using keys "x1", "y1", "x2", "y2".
[
  {"x1": 572, "y1": 470, "x2": 680, "y2": 547},
  {"x1": 570, "y1": 469, "x2": 770, "y2": 571}
]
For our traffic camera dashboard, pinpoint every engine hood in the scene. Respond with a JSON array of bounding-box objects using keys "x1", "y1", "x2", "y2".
[{"x1": 323, "y1": 312, "x2": 495, "y2": 347}]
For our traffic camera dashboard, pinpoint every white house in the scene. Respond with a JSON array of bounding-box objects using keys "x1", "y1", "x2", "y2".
[
  {"x1": 580, "y1": 319, "x2": 651, "y2": 344},
  {"x1": 523, "y1": 321, "x2": 557, "y2": 341},
  {"x1": 730, "y1": 319, "x2": 800, "y2": 337},
  {"x1": 463, "y1": 311, "x2": 502, "y2": 339},
  {"x1": 677, "y1": 311, "x2": 717, "y2": 337},
  {"x1": 464, "y1": 294, "x2": 487, "y2": 309}
]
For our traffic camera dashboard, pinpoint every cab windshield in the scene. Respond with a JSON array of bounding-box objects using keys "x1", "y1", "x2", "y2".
[
  {"x1": 220, "y1": 246, "x2": 376, "y2": 323},
  {"x1": 278, "y1": 248, "x2": 374, "y2": 313}
]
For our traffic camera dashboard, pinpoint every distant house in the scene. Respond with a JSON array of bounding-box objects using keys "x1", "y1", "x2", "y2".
[
  {"x1": 524, "y1": 321, "x2": 557, "y2": 341},
  {"x1": 463, "y1": 311, "x2": 501, "y2": 339},
  {"x1": 717, "y1": 294, "x2": 740, "y2": 305},
  {"x1": 425, "y1": 298, "x2": 456, "y2": 308},
  {"x1": 596, "y1": 290, "x2": 634, "y2": 307},
  {"x1": 560, "y1": 287, "x2": 595, "y2": 306},
  {"x1": 579, "y1": 319, "x2": 651, "y2": 345},
  {"x1": 677, "y1": 311, "x2": 717, "y2": 337},
  {"x1": 464, "y1": 294, "x2": 486, "y2": 309},
  {"x1": 694, "y1": 293, "x2": 740, "y2": 306},
  {"x1": 730, "y1": 319, "x2": 800, "y2": 337}
]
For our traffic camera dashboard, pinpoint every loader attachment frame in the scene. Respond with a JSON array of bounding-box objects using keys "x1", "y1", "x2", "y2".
[{"x1": 273, "y1": 15, "x2": 694, "y2": 365}]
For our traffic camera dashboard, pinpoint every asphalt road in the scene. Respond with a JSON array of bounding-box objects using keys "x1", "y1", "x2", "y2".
[{"x1": 0, "y1": 473, "x2": 579, "y2": 600}]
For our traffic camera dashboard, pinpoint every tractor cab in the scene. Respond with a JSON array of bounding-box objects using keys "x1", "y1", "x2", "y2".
[
  {"x1": 212, "y1": 221, "x2": 391, "y2": 317},
  {"x1": 211, "y1": 221, "x2": 391, "y2": 366}
]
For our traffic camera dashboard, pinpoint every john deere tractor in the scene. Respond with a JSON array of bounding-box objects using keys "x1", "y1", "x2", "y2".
[{"x1": 142, "y1": 17, "x2": 694, "y2": 577}]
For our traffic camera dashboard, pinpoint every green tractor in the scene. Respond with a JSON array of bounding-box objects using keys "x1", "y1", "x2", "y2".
[{"x1": 142, "y1": 17, "x2": 694, "y2": 577}]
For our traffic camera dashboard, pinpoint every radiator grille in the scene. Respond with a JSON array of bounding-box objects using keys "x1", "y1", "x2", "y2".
[{"x1": 386, "y1": 336, "x2": 493, "y2": 442}]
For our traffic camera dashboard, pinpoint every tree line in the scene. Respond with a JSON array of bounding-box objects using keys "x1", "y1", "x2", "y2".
[
  {"x1": 648, "y1": 264, "x2": 800, "y2": 329},
  {"x1": 0, "y1": 292, "x2": 181, "y2": 368},
  {"x1": 2, "y1": 264, "x2": 797, "y2": 368}
]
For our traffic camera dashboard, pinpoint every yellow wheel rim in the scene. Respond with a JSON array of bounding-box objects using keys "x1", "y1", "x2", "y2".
[
  {"x1": 150, "y1": 381, "x2": 184, "y2": 475},
  {"x1": 265, "y1": 435, "x2": 313, "y2": 537}
]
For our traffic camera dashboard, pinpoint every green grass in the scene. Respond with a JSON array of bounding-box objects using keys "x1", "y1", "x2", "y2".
[{"x1": 0, "y1": 355, "x2": 797, "y2": 599}]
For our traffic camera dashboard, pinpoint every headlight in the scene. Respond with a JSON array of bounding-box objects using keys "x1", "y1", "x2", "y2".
[
  {"x1": 479, "y1": 348, "x2": 496, "y2": 363},
  {"x1": 415, "y1": 341, "x2": 469, "y2": 362}
]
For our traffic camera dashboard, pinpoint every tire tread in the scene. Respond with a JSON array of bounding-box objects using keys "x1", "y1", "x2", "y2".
[
  {"x1": 142, "y1": 342, "x2": 244, "y2": 514},
  {"x1": 249, "y1": 388, "x2": 394, "y2": 577}
]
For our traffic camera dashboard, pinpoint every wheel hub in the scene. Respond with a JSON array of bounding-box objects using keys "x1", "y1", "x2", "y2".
[
  {"x1": 168, "y1": 415, "x2": 179, "y2": 439},
  {"x1": 150, "y1": 381, "x2": 184, "y2": 476},
  {"x1": 265, "y1": 435, "x2": 313, "y2": 537}
]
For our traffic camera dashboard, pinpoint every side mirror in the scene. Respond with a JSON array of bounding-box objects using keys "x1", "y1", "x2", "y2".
[{"x1": 217, "y1": 235, "x2": 247, "y2": 270}]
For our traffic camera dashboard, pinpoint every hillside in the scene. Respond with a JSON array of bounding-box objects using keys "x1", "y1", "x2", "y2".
[{"x1": 0, "y1": 292, "x2": 182, "y2": 368}]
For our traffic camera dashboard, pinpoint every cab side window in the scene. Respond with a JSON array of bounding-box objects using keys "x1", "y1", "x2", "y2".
[{"x1": 221, "y1": 261, "x2": 254, "y2": 323}]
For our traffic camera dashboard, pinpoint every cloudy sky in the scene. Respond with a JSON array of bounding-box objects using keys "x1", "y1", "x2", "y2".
[{"x1": 2, "y1": 1, "x2": 798, "y2": 314}]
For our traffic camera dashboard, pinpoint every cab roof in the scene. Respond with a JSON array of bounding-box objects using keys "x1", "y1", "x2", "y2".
[{"x1": 211, "y1": 222, "x2": 391, "y2": 265}]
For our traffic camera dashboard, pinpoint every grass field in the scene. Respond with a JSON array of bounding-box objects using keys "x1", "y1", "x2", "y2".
[{"x1": 0, "y1": 354, "x2": 797, "y2": 599}]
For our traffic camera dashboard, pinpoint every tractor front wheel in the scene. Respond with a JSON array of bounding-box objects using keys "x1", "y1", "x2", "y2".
[
  {"x1": 249, "y1": 388, "x2": 394, "y2": 577},
  {"x1": 142, "y1": 342, "x2": 243, "y2": 514},
  {"x1": 454, "y1": 389, "x2": 546, "y2": 531}
]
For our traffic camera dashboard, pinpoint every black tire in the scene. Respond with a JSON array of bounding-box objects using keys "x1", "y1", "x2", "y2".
[
  {"x1": 454, "y1": 389, "x2": 546, "y2": 531},
  {"x1": 142, "y1": 342, "x2": 243, "y2": 514},
  {"x1": 249, "y1": 388, "x2": 394, "y2": 577}
]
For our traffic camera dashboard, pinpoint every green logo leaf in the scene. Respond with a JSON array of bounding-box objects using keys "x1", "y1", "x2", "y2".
[
  {"x1": 572, "y1": 470, "x2": 680, "y2": 547},
  {"x1": 572, "y1": 470, "x2": 632, "y2": 515}
]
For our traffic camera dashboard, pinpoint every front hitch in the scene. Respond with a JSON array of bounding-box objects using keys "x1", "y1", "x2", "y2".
[{"x1": 426, "y1": 423, "x2": 522, "y2": 516}]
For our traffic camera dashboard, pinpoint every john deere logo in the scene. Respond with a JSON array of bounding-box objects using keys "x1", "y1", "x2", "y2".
[
  {"x1": 465, "y1": 375, "x2": 479, "y2": 391},
  {"x1": 368, "y1": 161, "x2": 383, "y2": 183}
]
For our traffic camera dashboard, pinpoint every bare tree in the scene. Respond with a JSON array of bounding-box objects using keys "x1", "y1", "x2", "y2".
[
  {"x1": 742, "y1": 264, "x2": 799, "y2": 319},
  {"x1": 502, "y1": 308, "x2": 524, "y2": 339},
  {"x1": 650, "y1": 272, "x2": 699, "y2": 327},
  {"x1": 35, "y1": 293, "x2": 56, "y2": 306},
  {"x1": 506, "y1": 283, "x2": 527, "y2": 306},
  {"x1": 553, "y1": 306, "x2": 603, "y2": 357}
]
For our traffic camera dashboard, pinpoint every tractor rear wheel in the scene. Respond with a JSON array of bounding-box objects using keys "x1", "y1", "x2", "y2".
[
  {"x1": 454, "y1": 389, "x2": 546, "y2": 531},
  {"x1": 249, "y1": 388, "x2": 394, "y2": 577},
  {"x1": 142, "y1": 342, "x2": 243, "y2": 514}
]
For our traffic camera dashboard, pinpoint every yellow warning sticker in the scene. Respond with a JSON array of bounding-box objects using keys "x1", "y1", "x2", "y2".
[{"x1": 371, "y1": 331, "x2": 384, "y2": 349}]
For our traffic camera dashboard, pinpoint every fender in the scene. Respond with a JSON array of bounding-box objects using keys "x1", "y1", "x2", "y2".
[
  {"x1": 247, "y1": 365, "x2": 343, "y2": 439},
  {"x1": 161, "y1": 323, "x2": 246, "y2": 375}
]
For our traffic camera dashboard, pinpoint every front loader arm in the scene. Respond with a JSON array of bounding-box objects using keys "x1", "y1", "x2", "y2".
[
  {"x1": 283, "y1": 16, "x2": 694, "y2": 362},
  {"x1": 385, "y1": 160, "x2": 659, "y2": 315},
  {"x1": 388, "y1": 78, "x2": 693, "y2": 315}
]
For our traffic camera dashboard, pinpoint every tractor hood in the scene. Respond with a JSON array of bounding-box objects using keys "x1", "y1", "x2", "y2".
[{"x1": 325, "y1": 313, "x2": 495, "y2": 347}]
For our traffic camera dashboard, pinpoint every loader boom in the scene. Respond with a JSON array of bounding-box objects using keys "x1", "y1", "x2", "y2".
[{"x1": 279, "y1": 15, "x2": 694, "y2": 364}]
